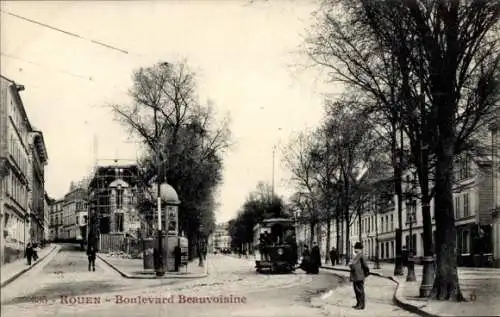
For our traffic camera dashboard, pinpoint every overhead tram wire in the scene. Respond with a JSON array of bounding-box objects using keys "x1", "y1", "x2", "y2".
[
  {"x1": 0, "y1": 9, "x2": 133, "y2": 56},
  {"x1": 1, "y1": 52, "x2": 130, "y2": 98}
]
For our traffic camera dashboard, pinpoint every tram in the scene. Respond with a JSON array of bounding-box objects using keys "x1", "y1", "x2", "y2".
[{"x1": 253, "y1": 218, "x2": 298, "y2": 273}]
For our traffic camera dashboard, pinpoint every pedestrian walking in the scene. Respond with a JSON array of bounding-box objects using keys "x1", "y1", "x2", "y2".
[
  {"x1": 329, "y1": 247, "x2": 337, "y2": 266},
  {"x1": 349, "y1": 242, "x2": 370, "y2": 310},
  {"x1": 32, "y1": 242, "x2": 39, "y2": 261},
  {"x1": 300, "y1": 245, "x2": 311, "y2": 273},
  {"x1": 310, "y1": 241, "x2": 321, "y2": 274},
  {"x1": 87, "y1": 244, "x2": 97, "y2": 271},
  {"x1": 25, "y1": 242, "x2": 33, "y2": 265}
]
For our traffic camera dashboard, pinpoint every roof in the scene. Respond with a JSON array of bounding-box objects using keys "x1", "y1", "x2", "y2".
[
  {"x1": 1, "y1": 75, "x2": 32, "y2": 131},
  {"x1": 88, "y1": 164, "x2": 140, "y2": 189},
  {"x1": 261, "y1": 217, "x2": 293, "y2": 224}
]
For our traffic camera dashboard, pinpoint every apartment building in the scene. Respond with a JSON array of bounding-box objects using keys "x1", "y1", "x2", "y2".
[
  {"x1": 209, "y1": 223, "x2": 231, "y2": 252},
  {"x1": 0, "y1": 76, "x2": 32, "y2": 263},
  {"x1": 43, "y1": 192, "x2": 50, "y2": 242},
  {"x1": 61, "y1": 185, "x2": 88, "y2": 241},
  {"x1": 299, "y1": 153, "x2": 498, "y2": 267},
  {"x1": 27, "y1": 130, "x2": 48, "y2": 243},
  {"x1": 49, "y1": 199, "x2": 64, "y2": 241}
]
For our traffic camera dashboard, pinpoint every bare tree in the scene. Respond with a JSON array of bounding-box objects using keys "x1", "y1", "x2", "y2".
[
  {"x1": 283, "y1": 130, "x2": 324, "y2": 244},
  {"x1": 307, "y1": 0, "x2": 499, "y2": 300},
  {"x1": 109, "y1": 61, "x2": 231, "y2": 260}
]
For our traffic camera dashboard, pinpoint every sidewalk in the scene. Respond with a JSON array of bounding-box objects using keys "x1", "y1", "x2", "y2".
[
  {"x1": 97, "y1": 253, "x2": 208, "y2": 279},
  {"x1": 1, "y1": 244, "x2": 58, "y2": 288},
  {"x1": 322, "y1": 262, "x2": 500, "y2": 317},
  {"x1": 311, "y1": 269, "x2": 411, "y2": 317}
]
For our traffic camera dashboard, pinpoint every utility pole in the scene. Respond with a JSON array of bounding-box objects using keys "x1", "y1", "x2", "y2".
[{"x1": 272, "y1": 145, "x2": 275, "y2": 198}]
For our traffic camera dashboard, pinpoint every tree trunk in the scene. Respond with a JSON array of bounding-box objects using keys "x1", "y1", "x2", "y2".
[
  {"x1": 326, "y1": 216, "x2": 331, "y2": 263},
  {"x1": 309, "y1": 218, "x2": 316, "y2": 245},
  {"x1": 357, "y1": 209, "x2": 362, "y2": 243},
  {"x1": 431, "y1": 129, "x2": 465, "y2": 301},
  {"x1": 340, "y1": 216, "x2": 344, "y2": 260},
  {"x1": 335, "y1": 216, "x2": 340, "y2": 264}
]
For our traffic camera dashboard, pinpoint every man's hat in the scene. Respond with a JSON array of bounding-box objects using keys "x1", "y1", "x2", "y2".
[{"x1": 354, "y1": 242, "x2": 363, "y2": 250}]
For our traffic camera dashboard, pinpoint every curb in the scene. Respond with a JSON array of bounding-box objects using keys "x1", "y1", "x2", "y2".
[
  {"x1": 1, "y1": 245, "x2": 59, "y2": 288},
  {"x1": 390, "y1": 277, "x2": 441, "y2": 317},
  {"x1": 320, "y1": 265, "x2": 440, "y2": 317},
  {"x1": 97, "y1": 255, "x2": 208, "y2": 279}
]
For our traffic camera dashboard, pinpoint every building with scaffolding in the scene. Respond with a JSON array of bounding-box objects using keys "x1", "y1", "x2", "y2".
[{"x1": 87, "y1": 163, "x2": 142, "y2": 251}]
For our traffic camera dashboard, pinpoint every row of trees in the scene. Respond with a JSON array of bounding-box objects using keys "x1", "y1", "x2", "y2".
[
  {"x1": 228, "y1": 182, "x2": 288, "y2": 250},
  {"x1": 111, "y1": 61, "x2": 231, "y2": 260},
  {"x1": 284, "y1": 0, "x2": 498, "y2": 301}
]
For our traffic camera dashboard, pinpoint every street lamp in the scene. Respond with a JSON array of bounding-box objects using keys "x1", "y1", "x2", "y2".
[
  {"x1": 405, "y1": 175, "x2": 417, "y2": 282},
  {"x1": 373, "y1": 197, "x2": 381, "y2": 269}
]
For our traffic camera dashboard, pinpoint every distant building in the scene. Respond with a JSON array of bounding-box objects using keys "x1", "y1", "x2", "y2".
[
  {"x1": 61, "y1": 185, "x2": 88, "y2": 241},
  {"x1": 49, "y1": 199, "x2": 64, "y2": 241},
  {"x1": 211, "y1": 223, "x2": 231, "y2": 251}
]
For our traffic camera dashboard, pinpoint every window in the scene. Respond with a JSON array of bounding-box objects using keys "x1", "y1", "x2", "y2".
[
  {"x1": 391, "y1": 241, "x2": 394, "y2": 258},
  {"x1": 455, "y1": 196, "x2": 461, "y2": 219},
  {"x1": 116, "y1": 189, "x2": 124, "y2": 209},
  {"x1": 385, "y1": 242, "x2": 389, "y2": 258},
  {"x1": 115, "y1": 213, "x2": 124, "y2": 232},
  {"x1": 391, "y1": 215, "x2": 394, "y2": 231},
  {"x1": 460, "y1": 230, "x2": 470, "y2": 254},
  {"x1": 463, "y1": 193, "x2": 470, "y2": 217},
  {"x1": 380, "y1": 242, "x2": 384, "y2": 259},
  {"x1": 385, "y1": 215, "x2": 389, "y2": 232},
  {"x1": 381, "y1": 217, "x2": 384, "y2": 232}
]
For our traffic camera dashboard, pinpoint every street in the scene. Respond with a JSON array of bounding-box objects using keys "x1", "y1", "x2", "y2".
[{"x1": 1, "y1": 244, "x2": 347, "y2": 317}]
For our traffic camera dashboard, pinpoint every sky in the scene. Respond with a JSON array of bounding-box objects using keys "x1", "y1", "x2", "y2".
[{"x1": 1, "y1": 0, "x2": 338, "y2": 223}]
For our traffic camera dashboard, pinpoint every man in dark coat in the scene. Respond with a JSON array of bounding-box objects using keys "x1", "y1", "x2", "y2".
[
  {"x1": 329, "y1": 247, "x2": 337, "y2": 266},
  {"x1": 25, "y1": 242, "x2": 33, "y2": 265},
  {"x1": 310, "y1": 241, "x2": 321, "y2": 274},
  {"x1": 300, "y1": 245, "x2": 311, "y2": 273},
  {"x1": 174, "y1": 245, "x2": 181, "y2": 271},
  {"x1": 349, "y1": 242, "x2": 370, "y2": 310},
  {"x1": 87, "y1": 244, "x2": 97, "y2": 272}
]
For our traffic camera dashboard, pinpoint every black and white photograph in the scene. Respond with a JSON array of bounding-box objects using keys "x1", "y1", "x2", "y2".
[{"x1": 0, "y1": 1, "x2": 499, "y2": 316}]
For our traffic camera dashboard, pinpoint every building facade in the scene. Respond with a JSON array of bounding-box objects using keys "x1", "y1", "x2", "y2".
[
  {"x1": 27, "y1": 130, "x2": 48, "y2": 244},
  {"x1": 209, "y1": 223, "x2": 231, "y2": 252},
  {"x1": 0, "y1": 76, "x2": 32, "y2": 264},
  {"x1": 61, "y1": 185, "x2": 88, "y2": 241},
  {"x1": 43, "y1": 192, "x2": 50, "y2": 242},
  {"x1": 299, "y1": 154, "x2": 499, "y2": 267},
  {"x1": 49, "y1": 199, "x2": 64, "y2": 241},
  {"x1": 87, "y1": 164, "x2": 141, "y2": 246}
]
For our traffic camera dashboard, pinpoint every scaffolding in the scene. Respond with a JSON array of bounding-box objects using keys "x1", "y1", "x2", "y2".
[{"x1": 87, "y1": 161, "x2": 147, "y2": 252}]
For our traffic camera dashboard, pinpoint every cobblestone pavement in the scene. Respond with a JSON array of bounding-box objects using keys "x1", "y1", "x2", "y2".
[{"x1": 1, "y1": 247, "x2": 347, "y2": 317}]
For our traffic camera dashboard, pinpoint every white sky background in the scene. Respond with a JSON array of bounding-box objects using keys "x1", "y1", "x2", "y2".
[{"x1": 1, "y1": 0, "x2": 340, "y2": 223}]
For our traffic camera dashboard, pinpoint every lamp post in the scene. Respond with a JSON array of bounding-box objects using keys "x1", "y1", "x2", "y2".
[
  {"x1": 405, "y1": 175, "x2": 417, "y2": 282},
  {"x1": 374, "y1": 197, "x2": 381, "y2": 269}
]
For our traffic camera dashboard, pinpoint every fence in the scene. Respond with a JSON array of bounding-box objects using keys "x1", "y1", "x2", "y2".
[{"x1": 99, "y1": 233, "x2": 142, "y2": 258}]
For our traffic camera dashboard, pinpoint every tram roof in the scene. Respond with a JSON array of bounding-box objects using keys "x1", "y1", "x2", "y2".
[{"x1": 261, "y1": 217, "x2": 293, "y2": 224}]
